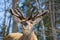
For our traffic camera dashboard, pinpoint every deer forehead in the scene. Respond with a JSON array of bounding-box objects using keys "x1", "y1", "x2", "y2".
[
  {"x1": 22, "y1": 21, "x2": 34, "y2": 29},
  {"x1": 23, "y1": 21, "x2": 33, "y2": 26}
]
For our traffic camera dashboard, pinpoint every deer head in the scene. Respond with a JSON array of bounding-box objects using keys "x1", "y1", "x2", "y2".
[{"x1": 10, "y1": 8, "x2": 48, "y2": 35}]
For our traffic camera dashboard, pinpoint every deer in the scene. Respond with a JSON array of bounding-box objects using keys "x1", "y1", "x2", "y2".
[{"x1": 4, "y1": 8, "x2": 48, "y2": 40}]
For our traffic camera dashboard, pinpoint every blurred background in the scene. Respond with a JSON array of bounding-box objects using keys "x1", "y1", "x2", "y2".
[{"x1": 0, "y1": 0, "x2": 60, "y2": 40}]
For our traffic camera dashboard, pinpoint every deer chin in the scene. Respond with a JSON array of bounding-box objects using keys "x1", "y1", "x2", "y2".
[{"x1": 22, "y1": 29, "x2": 33, "y2": 35}]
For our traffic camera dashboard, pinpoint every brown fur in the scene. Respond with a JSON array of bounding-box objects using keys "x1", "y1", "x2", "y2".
[
  {"x1": 4, "y1": 32, "x2": 37, "y2": 40},
  {"x1": 4, "y1": 21, "x2": 38, "y2": 40},
  {"x1": 4, "y1": 33, "x2": 23, "y2": 40}
]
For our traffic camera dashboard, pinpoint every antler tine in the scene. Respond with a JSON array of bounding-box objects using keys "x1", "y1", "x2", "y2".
[
  {"x1": 14, "y1": 9, "x2": 25, "y2": 20},
  {"x1": 31, "y1": 10, "x2": 49, "y2": 21},
  {"x1": 36, "y1": 10, "x2": 49, "y2": 18},
  {"x1": 17, "y1": 8, "x2": 25, "y2": 19},
  {"x1": 10, "y1": 9, "x2": 25, "y2": 20},
  {"x1": 27, "y1": 7, "x2": 36, "y2": 20},
  {"x1": 10, "y1": 9, "x2": 20, "y2": 18},
  {"x1": 14, "y1": 9, "x2": 22, "y2": 16},
  {"x1": 42, "y1": 10, "x2": 49, "y2": 16},
  {"x1": 27, "y1": 10, "x2": 32, "y2": 20}
]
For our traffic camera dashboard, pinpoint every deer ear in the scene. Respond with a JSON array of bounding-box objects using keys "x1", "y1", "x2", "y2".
[{"x1": 32, "y1": 16, "x2": 42, "y2": 25}]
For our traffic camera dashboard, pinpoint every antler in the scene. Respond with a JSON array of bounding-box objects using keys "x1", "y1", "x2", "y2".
[
  {"x1": 16, "y1": 8, "x2": 25, "y2": 19},
  {"x1": 10, "y1": 8, "x2": 26, "y2": 21},
  {"x1": 10, "y1": 8, "x2": 48, "y2": 24},
  {"x1": 29, "y1": 10, "x2": 49, "y2": 21},
  {"x1": 35, "y1": 10, "x2": 49, "y2": 18},
  {"x1": 10, "y1": 9, "x2": 20, "y2": 18},
  {"x1": 32, "y1": 10, "x2": 49, "y2": 25},
  {"x1": 27, "y1": 7, "x2": 36, "y2": 20}
]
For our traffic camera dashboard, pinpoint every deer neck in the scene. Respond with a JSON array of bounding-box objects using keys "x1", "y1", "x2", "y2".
[
  {"x1": 23, "y1": 31, "x2": 35, "y2": 40},
  {"x1": 23, "y1": 31, "x2": 34, "y2": 36}
]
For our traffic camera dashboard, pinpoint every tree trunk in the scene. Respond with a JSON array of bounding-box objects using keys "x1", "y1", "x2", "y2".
[
  {"x1": 49, "y1": 0, "x2": 57, "y2": 40},
  {"x1": 12, "y1": 0, "x2": 19, "y2": 33}
]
